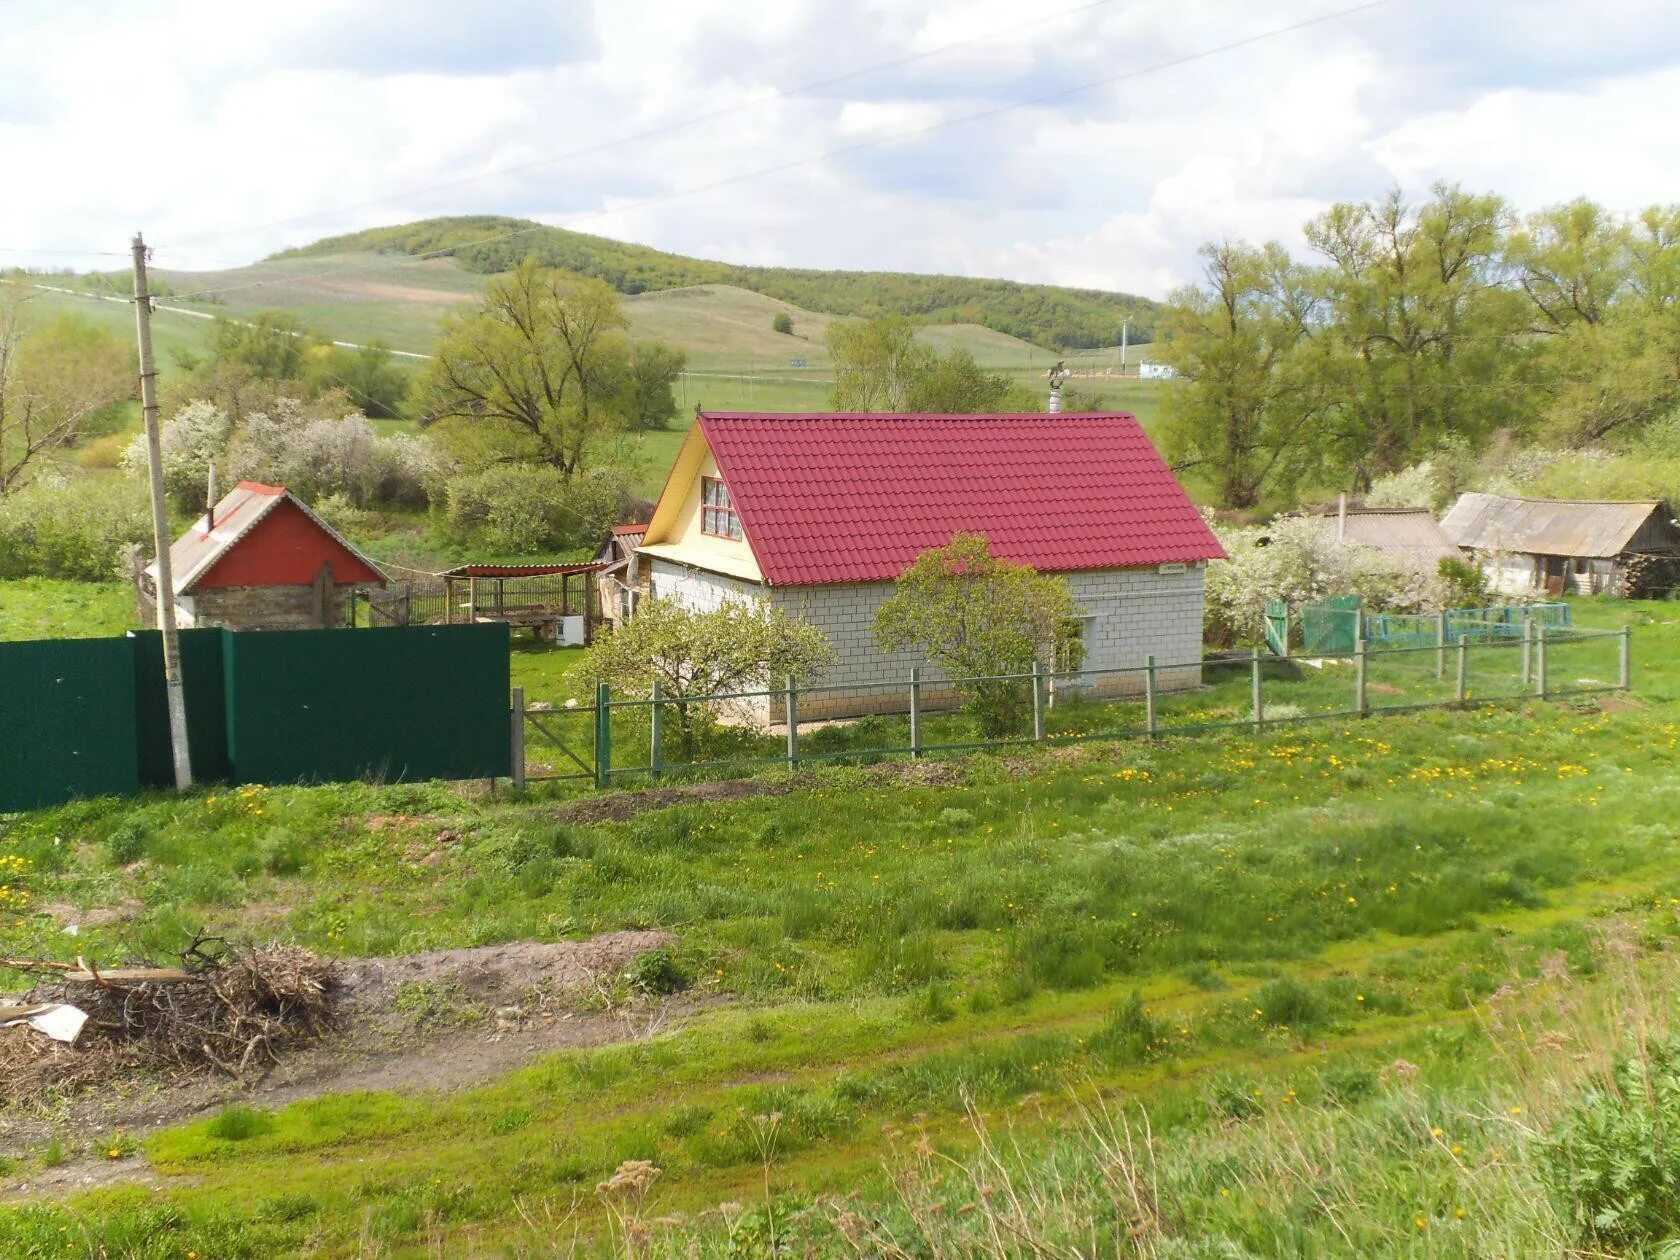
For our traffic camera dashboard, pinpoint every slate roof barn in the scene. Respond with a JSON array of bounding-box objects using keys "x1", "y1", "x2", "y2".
[
  {"x1": 635, "y1": 411, "x2": 1224, "y2": 721},
  {"x1": 1309, "y1": 507, "x2": 1464, "y2": 571},
  {"x1": 141, "y1": 482, "x2": 386, "y2": 630},
  {"x1": 1439, "y1": 493, "x2": 1680, "y2": 597}
]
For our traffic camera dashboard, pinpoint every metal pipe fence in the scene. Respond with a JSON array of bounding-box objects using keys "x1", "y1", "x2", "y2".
[{"x1": 508, "y1": 626, "x2": 1633, "y2": 790}]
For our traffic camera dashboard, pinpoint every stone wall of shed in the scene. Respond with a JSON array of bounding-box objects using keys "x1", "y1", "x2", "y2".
[
  {"x1": 180, "y1": 584, "x2": 357, "y2": 631},
  {"x1": 648, "y1": 557, "x2": 1207, "y2": 723}
]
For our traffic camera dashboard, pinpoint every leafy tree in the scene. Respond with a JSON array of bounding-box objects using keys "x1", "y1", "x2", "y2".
[
  {"x1": 908, "y1": 346, "x2": 1019, "y2": 412},
  {"x1": 772, "y1": 312, "x2": 794, "y2": 335},
  {"x1": 0, "y1": 294, "x2": 133, "y2": 497},
  {"x1": 829, "y1": 317, "x2": 1017, "y2": 412},
  {"x1": 578, "y1": 599, "x2": 835, "y2": 759},
  {"x1": 443, "y1": 464, "x2": 627, "y2": 553},
  {"x1": 1157, "y1": 242, "x2": 1330, "y2": 508},
  {"x1": 208, "y1": 312, "x2": 310, "y2": 382},
  {"x1": 624, "y1": 342, "x2": 686, "y2": 431},
  {"x1": 874, "y1": 533, "x2": 1081, "y2": 737},
  {"x1": 1305, "y1": 184, "x2": 1528, "y2": 482},
  {"x1": 307, "y1": 341, "x2": 409, "y2": 419},
  {"x1": 828, "y1": 316, "x2": 926, "y2": 410},
  {"x1": 422, "y1": 259, "x2": 684, "y2": 473}
]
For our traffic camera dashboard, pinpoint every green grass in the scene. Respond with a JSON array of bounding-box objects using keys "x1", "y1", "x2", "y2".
[
  {"x1": 0, "y1": 579, "x2": 138, "y2": 641},
  {"x1": 0, "y1": 599, "x2": 1675, "y2": 1253}
]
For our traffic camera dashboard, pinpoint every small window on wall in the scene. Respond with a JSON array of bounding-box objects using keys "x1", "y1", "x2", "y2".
[{"x1": 701, "y1": 477, "x2": 742, "y2": 539}]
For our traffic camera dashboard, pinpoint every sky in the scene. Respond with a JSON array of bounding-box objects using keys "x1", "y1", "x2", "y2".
[{"x1": 2, "y1": 0, "x2": 1679, "y2": 300}]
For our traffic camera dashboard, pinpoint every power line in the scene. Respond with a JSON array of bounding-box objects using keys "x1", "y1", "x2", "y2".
[
  {"x1": 163, "y1": 0, "x2": 1124, "y2": 250},
  {"x1": 160, "y1": 0, "x2": 1390, "y2": 303}
]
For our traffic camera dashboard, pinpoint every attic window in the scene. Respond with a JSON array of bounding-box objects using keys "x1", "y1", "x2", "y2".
[{"x1": 701, "y1": 477, "x2": 742, "y2": 540}]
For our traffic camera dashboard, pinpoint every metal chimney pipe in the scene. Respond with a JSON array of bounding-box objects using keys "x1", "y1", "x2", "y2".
[
  {"x1": 1337, "y1": 491, "x2": 1347, "y2": 542},
  {"x1": 206, "y1": 463, "x2": 217, "y2": 534}
]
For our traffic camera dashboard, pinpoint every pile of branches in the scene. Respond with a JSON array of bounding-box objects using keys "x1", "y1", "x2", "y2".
[{"x1": 0, "y1": 936, "x2": 339, "y2": 1107}]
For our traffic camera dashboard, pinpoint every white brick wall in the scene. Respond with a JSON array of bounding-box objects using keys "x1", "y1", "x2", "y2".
[{"x1": 646, "y1": 556, "x2": 1207, "y2": 721}]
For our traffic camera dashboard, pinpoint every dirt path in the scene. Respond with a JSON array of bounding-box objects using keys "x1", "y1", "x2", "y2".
[{"x1": 1, "y1": 931, "x2": 700, "y2": 1195}]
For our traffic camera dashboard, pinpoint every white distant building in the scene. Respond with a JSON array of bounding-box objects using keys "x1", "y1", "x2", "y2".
[{"x1": 1138, "y1": 362, "x2": 1176, "y2": 380}]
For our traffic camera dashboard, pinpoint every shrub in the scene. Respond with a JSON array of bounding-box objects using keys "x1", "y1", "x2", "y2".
[
  {"x1": 625, "y1": 948, "x2": 689, "y2": 995},
  {"x1": 207, "y1": 1104, "x2": 274, "y2": 1141},
  {"x1": 1089, "y1": 991, "x2": 1167, "y2": 1064},
  {"x1": 105, "y1": 821, "x2": 150, "y2": 866},
  {"x1": 443, "y1": 463, "x2": 626, "y2": 554},
  {"x1": 1437, "y1": 556, "x2": 1487, "y2": 608},
  {"x1": 1204, "y1": 513, "x2": 1457, "y2": 648},
  {"x1": 0, "y1": 474, "x2": 151, "y2": 580},
  {"x1": 1254, "y1": 976, "x2": 1328, "y2": 1031},
  {"x1": 1541, "y1": 1035, "x2": 1680, "y2": 1251},
  {"x1": 772, "y1": 312, "x2": 794, "y2": 335},
  {"x1": 229, "y1": 402, "x2": 444, "y2": 508},
  {"x1": 126, "y1": 399, "x2": 231, "y2": 511}
]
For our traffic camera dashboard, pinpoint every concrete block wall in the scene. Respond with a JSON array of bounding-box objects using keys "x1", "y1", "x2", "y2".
[
  {"x1": 181, "y1": 584, "x2": 359, "y2": 631},
  {"x1": 648, "y1": 557, "x2": 1208, "y2": 722}
]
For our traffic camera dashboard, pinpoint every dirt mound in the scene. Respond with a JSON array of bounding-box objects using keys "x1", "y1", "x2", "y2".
[{"x1": 337, "y1": 930, "x2": 675, "y2": 1009}]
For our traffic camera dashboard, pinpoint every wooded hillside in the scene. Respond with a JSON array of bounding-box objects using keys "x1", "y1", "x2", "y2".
[{"x1": 278, "y1": 216, "x2": 1158, "y2": 350}]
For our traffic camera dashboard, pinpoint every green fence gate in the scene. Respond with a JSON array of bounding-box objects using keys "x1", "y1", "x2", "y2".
[{"x1": 1301, "y1": 595, "x2": 1362, "y2": 656}]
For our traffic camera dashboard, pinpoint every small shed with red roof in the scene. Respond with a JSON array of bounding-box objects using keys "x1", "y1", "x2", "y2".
[
  {"x1": 142, "y1": 481, "x2": 387, "y2": 631},
  {"x1": 637, "y1": 412, "x2": 1223, "y2": 720}
]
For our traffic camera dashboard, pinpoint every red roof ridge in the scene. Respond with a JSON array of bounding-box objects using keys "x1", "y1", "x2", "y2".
[{"x1": 234, "y1": 480, "x2": 286, "y2": 495}]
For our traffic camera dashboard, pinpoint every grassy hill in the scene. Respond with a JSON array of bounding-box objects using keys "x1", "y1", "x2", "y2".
[{"x1": 275, "y1": 215, "x2": 1159, "y2": 350}]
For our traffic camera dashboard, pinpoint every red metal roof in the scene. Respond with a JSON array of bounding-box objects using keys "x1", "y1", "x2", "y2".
[
  {"x1": 610, "y1": 522, "x2": 650, "y2": 537},
  {"x1": 696, "y1": 412, "x2": 1224, "y2": 586},
  {"x1": 148, "y1": 481, "x2": 386, "y2": 594},
  {"x1": 439, "y1": 563, "x2": 606, "y2": 579}
]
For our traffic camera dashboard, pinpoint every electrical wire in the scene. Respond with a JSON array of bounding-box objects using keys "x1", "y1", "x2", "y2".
[
  {"x1": 163, "y1": 0, "x2": 1125, "y2": 249},
  {"x1": 160, "y1": 0, "x2": 1391, "y2": 302}
]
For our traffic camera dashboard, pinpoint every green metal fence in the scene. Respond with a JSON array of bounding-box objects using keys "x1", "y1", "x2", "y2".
[
  {"x1": 520, "y1": 625, "x2": 1632, "y2": 789},
  {"x1": 0, "y1": 637, "x2": 141, "y2": 811},
  {"x1": 0, "y1": 624, "x2": 511, "y2": 813}
]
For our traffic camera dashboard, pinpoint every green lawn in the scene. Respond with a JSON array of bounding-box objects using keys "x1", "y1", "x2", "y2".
[
  {"x1": 1, "y1": 597, "x2": 1675, "y2": 1255},
  {"x1": 0, "y1": 579, "x2": 138, "y2": 641}
]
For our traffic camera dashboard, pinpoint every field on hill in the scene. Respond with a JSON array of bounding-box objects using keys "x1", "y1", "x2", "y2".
[{"x1": 0, "y1": 595, "x2": 1676, "y2": 1256}]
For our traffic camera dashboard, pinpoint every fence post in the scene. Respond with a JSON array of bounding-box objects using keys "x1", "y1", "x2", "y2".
[
  {"x1": 1435, "y1": 611, "x2": 1447, "y2": 680},
  {"x1": 909, "y1": 667, "x2": 923, "y2": 758},
  {"x1": 594, "y1": 682, "x2": 611, "y2": 789},
  {"x1": 1455, "y1": 634, "x2": 1468, "y2": 705},
  {"x1": 1031, "y1": 660, "x2": 1045, "y2": 742},
  {"x1": 510, "y1": 686, "x2": 525, "y2": 791},
  {"x1": 1251, "y1": 646, "x2": 1263, "y2": 732},
  {"x1": 1145, "y1": 654, "x2": 1158, "y2": 739},
  {"x1": 1521, "y1": 617, "x2": 1533, "y2": 687},
  {"x1": 785, "y1": 675, "x2": 798, "y2": 769},
  {"x1": 1354, "y1": 638, "x2": 1369, "y2": 717},
  {"x1": 1620, "y1": 625, "x2": 1632, "y2": 691},
  {"x1": 1536, "y1": 625, "x2": 1549, "y2": 701},
  {"x1": 649, "y1": 678, "x2": 664, "y2": 777}
]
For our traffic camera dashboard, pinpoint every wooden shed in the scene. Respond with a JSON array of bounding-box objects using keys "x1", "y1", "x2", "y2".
[
  {"x1": 140, "y1": 482, "x2": 386, "y2": 630},
  {"x1": 1440, "y1": 493, "x2": 1680, "y2": 597},
  {"x1": 592, "y1": 522, "x2": 650, "y2": 631}
]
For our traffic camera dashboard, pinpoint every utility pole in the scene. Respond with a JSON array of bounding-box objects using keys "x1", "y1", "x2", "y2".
[
  {"x1": 132, "y1": 232, "x2": 193, "y2": 789},
  {"x1": 1120, "y1": 317, "x2": 1130, "y2": 375}
]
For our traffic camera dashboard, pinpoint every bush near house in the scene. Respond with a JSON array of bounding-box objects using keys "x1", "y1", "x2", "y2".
[{"x1": 874, "y1": 533, "x2": 1082, "y2": 737}]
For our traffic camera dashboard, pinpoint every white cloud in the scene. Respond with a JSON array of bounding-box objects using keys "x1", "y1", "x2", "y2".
[{"x1": 0, "y1": 0, "x2": 1678, "y2": 305}]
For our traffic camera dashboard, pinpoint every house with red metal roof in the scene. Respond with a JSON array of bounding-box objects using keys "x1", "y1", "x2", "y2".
[
  {"x1": 141, "y1": 482, "x2": 386, "y2": 631},
  {"x1": 636, "y1": 412, "x2": 1224, "y2": 720}
]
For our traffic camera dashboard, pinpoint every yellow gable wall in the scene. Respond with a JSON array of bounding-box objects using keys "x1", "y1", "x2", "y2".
[{"x1": 638, "y1": 430, "x2": 765, "y2": 583}]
